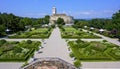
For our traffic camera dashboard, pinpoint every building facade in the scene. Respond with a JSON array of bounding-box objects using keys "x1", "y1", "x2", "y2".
[{"x1": 50, "y1": 7, "x2": 74, "y2": 24}]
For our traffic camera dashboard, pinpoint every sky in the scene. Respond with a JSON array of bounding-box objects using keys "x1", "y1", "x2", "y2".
[{"x1": 0, "y1": 0, "x2": 120, "y2": 19}]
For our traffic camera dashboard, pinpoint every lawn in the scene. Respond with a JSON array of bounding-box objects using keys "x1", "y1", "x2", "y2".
[
  {"x1": 60, "y1": 27, "x2": 100, "y2": 38},
  {"x1": 9, "y1": 28, "x2": 52, "y2": 38},
  {"x1": 68, "y1": 39, "x2": 120, "y2": 61},
  {"x1": 0, "y1": 39, "x2": 41, "y2": 62}
]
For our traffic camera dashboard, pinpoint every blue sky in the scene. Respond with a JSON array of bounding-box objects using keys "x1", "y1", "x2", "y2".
[{"x1": 0, "y1": 0, "x2": 120, "y2": 19}]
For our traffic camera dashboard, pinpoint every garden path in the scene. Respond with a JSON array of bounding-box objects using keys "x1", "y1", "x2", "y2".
[
  {"x1": 34, "y1": 27, "x2": 73, "y2": 64},
  {"x1": 82, "y1": 29, "x2": 120, "y2": 46}
]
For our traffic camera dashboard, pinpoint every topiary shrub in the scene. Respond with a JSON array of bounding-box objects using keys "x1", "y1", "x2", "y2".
[
  {"x1": 12, "y1": 41, "x2": 19, "y2": 44},
  {"x1": 13, "y1": 47, "x2": 22, "y2": 53},
  {"x1": 0, "y1": 39, "x2": 7, "y2": 45},
  {"x1": 69, "y1": 52, "x2": 75, "y2": 58},
  {"x1": 103, "y1": 40, "x2": 107, "y2": 43},
  {"x1": 51, "y1": 24, "x2": 55, "y2": 28},
  {"x1": 76, "y1": 39, "x2": 82, "y2": 43},
  {"x1": 26, "y1": 40, "x2": 32, "y2": 44},
  {"x1": 74, "y1": 60, "x2": 81, "y2": 68}
]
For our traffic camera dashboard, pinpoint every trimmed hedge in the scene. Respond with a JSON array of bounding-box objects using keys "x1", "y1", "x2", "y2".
[
  {"x1": 0, "y1": 49, "x2": 35, "y2": 62},
  {"x1": 0, "y1": 40, "x2": 41, "y2": 62},
  {"x1": 68, "y1": 40, "x2": 120, "y2": 61}
]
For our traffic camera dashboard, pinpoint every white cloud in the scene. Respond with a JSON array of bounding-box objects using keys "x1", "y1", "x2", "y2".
[{"x1": 69, "y1": 10, "x2": 115, "y2": 18}]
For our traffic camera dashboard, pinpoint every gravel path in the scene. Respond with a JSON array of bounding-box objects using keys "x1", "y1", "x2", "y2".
[
  {"x1": 82, "y1": 62, "x2": 120, "y2": 69},
  {"x1": 34, "y1": 27, "x2": 73, "y2": 64},
  {"x1": 82, "y1": 29, "x2": 120, "y2": 46},
  {"x1": 0, "y1": 38, "x2": 42, "y2": 41},
  {"x1": 0, "y1": 62, "x2": 23, "y2": 69}
]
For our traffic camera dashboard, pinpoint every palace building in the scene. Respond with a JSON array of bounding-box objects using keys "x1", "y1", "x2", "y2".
[{"x1": 50, "y1": 7, "x2": 74, "y2": 24}]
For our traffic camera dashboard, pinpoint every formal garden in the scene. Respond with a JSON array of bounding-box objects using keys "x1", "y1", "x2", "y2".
[
  {"x1": 60, "y1": 26, "x2": 100, "y2": 38},
  {"x1": 0, "y1": 39, "x2": 41, "y2": 62},
  {"x1": 9, "y1": 27, "x2": 52, "y2": 38},
  {"x1": 84, "y1": 27, "x2": 119, "y2": 38},
  {"x1": 68, "y1": 39, "x2": 120, "y2": 61}
]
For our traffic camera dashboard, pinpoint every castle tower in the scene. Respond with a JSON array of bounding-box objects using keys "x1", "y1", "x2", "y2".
[{"x1": 52, "y1": 7, "x2": 57, "y2": 15}]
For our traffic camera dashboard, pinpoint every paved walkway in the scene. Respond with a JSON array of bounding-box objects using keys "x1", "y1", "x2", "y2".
[
  {"x1": 0, "y1": 62, "x2": 23, "y2": 69},
  {"x1": 82, "y1": 62, "x2": 120, "y2": 69},
  {"x1": 34, "y1": 27, "x2": 73, "y2": 64},
  {"x1": 0, "y1": 38, "x2": 42, "y2": 41},
  {"x1": 94, "y1": 33, "x2": 120, "y2": 46},
  {"x1": 82, "y1": 29, "x2": 120, "y2": 46}
]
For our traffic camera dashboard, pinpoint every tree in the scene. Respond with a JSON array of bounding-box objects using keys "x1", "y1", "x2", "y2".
[
  {"x1": 44, "y1": 15, "x2": 50, "y2": 24},
  {"x1": 56, "y1": 18, "x2": 65, "y2": 25},
  {"x1": 0, "y1": 25, "x2": 5, "y2": 36},
  {"x1": 20, "y1": 17, "x2": 32, "y2": 26},
  {"x1": 37, "y1": 18, "x2": 43, "y2": 25},
  {"x1": 0, "y1": 39, "x2": 6, "y2": 45},
  {"x1": 112, "y1": 10, "x2": 120, "y2": 38},
  {"x1": 112, "y1": 10, "x2": 120, "y2": 30}
]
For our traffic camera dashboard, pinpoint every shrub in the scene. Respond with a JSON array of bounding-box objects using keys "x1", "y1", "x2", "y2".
[
  {"x1": 51, "y1": 24, "x2": 55, "y2": 28},
  {"x1": 12, "y1": 41, "x2": 19, "y2": 44},
  {"x1": 13, "y1": 47, "x2": 22, "y2": 53},
  {"x1": 76, "y1": 39, "x2": 82, "y2": 43},
  {"x1": 26, "y1": 40, "x2": 32, "y2": 44},
  {"x1": 103, "y1": 40, "x2": 107, "y2": 42},
  {"x1": 16, "y1": 32, "x2": 21, "y2": 35},
  {"x1": 0, "y1": 39, "x2": 7, "y2": 45},
  {"x1": 69, "y1": 52, "x2": 75, "y2": 58},
  {"x1": 74, "y1": 60, "x2": 81, "y2": 68}
]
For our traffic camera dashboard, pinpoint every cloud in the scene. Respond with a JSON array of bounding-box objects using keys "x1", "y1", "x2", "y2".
[{"x1": 69, "y1": 10, "x2": 115, "y2": 18}]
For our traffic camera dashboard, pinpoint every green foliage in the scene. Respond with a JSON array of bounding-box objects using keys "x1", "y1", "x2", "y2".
[
  {"x1": 36, "y1": 18, "x2": 43, "y2": 26},
  {"x1": 9, "y1": 28, "x2": 52, "y2": 38},
  {"x1": 0, "y1": 39, "x2": 6, "y2": 45},
  {"x1": 68, "y1": 40, "x2": 120, "y2": 61},
  {"x1": 73, "y1": 19, "x2": 89, "y2": 28},
  {"x1": 56, "y1": 18, "x2": 65, "y2": 25},
  {"x1": 26, "y1": 40, "x2": 32, "y2": 44},
  {"x1": 103, "y1": 40, "x2": 107, "y2": 43},
  {"x1": 61, "y1": 27, "x2": 100, "y2": 38},
  {"x1": 74, "y1": 60, "x2": 81, "y2": 68},
  {"x1": 76, "y1": 39, "x2": 82, "y2": 43},
  {"x1": 20, "y1": 17, "x2": 32, "y2": 26},
  {"x1": 0, "y1": 40, "x2": 41, "y2": 62},
  {"x1": 44, "y1": 15, "x2": 50, "y2": 24},
  {"x1": 13, "y1": 47, "x2": 22, "y2": 53},
  {"x1": 112, "y1": 10, "x2": 120, "y2": 30},
  {"x1": 0, "y1": 25, "x2": 6, "y2": 36},
  {"x1": 69, "y1": 52, "x2": 75, "y2": 58},
  {"x1": 51, "y1": 24, "x2": 55, "y2": 28}
]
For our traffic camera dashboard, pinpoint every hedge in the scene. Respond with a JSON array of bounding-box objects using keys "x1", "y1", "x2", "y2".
[{"x1": 0, "y1": 49, "x2": 35, "y2": 62}]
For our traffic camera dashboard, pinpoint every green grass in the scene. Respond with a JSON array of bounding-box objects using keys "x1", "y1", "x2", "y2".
[{"x1": 61, "y1": 27, "x2": 101, "y2": 38}]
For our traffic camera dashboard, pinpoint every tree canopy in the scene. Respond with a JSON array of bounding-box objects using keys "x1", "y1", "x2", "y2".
[{"x1": 56, "y1": 18, "x2": 65, "y2": 25}]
